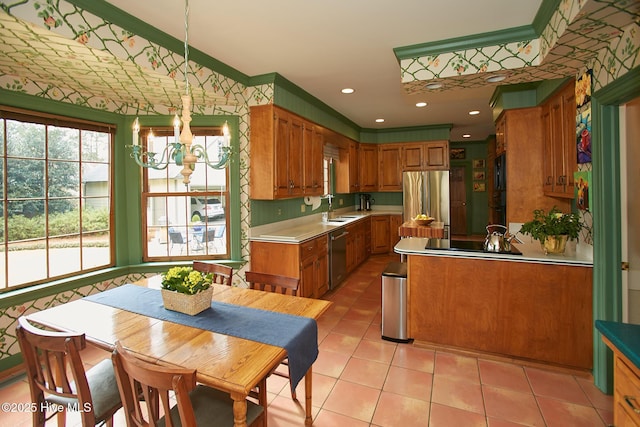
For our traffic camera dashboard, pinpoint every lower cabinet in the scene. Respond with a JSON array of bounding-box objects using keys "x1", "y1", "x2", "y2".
[
  {"x1": 346, "y1": 218, "x2": 370, "y2": 274},
  {"x1": 371, "y1": 214, "x2": 402, "y2": 254},
  {"x1": 250, "y1": 234, "x2": 328, "y2": 298}
]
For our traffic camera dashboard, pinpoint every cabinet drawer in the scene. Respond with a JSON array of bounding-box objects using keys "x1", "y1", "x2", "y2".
[
  {"x1": 300, "y1": 239, "x2": 317, "y2": 259},
  {"x1": 615, "y1": 356, "x2": 640, "y2": 426}
]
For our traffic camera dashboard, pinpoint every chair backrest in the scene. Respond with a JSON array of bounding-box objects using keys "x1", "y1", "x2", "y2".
[
  {"x1": 16, "y1": 317, "x2": 96, "y2": 426},
  {"x1": 169, "y1": 230, "x2": 184, "y2": 244},
  {"x1": 111, "y1": 341, "x2": 197, "y2": 427},
  {"x1": 193, "y1": 262, "x2": 233, "y2": 285},
  {"x1": 245, "y1": 271, "x2": 299, "y2": 296}
]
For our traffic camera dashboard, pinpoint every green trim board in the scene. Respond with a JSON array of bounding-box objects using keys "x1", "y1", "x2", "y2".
[
  {"x1": 394, "y1": 25, "x2": 538, "y2": 61},
  {"x1": 360, "y1": 125, "x2": 452, "y2": 144}
]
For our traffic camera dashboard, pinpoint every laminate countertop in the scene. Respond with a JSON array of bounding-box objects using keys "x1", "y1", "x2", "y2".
[
  {"x1": 595, "y1": 320, "x2": 640, "y2": 369},
  {"x1": 249, "y1": 208, "x2": 403, "y2": 243}
]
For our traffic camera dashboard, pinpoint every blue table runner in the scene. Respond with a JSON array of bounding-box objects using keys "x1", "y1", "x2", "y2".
[{"x1": 84, "y1": 284, "x2": 318, "y2": 391}]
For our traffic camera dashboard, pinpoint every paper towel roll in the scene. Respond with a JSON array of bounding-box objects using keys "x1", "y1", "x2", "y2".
[{"x1": 304, "y1": 196, "x2": 322, "y2": 210}]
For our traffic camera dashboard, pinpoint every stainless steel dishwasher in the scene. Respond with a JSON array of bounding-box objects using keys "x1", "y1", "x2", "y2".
[{"x1": 329, "y1": 228, "x2": 349, "y2": 289}]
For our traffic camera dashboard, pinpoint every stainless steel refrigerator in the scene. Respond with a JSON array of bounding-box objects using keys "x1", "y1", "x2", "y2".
[{"x1": 403, "y1": 171, "x2": 450, "y2": 238}]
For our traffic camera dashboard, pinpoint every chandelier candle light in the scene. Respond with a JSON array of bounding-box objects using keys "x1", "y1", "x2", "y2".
[{"x1": 129, "y1": 0, "x2": 231, "y2": 187}]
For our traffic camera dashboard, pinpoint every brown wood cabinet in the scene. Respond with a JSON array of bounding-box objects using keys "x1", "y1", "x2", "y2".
[
  {"x1": 370, "y1": 215, "x2": 390, "y2": 254},
  {"x1": 335, "y1": 139, "x2": 360, "y2": 194},
  {"x1": 250, "y1": 234, "x2": 329, "y2": 298},
  {"x1": 302, "y1": 123, "x2": 324, "y2": 196},
  {"x1": 359, "y1": 143, "x2": 378, "y2": 192},
  {"x1": 407, "y1": 254, "x2": 593, "y2": 369},
  {"x1": 602, "y1": 336, "x2": 640, "y2": 426},
  {"x1": 378, "y1": 145, "x2": 403, "y2": 192},
  {"x1": 402, "y1": 141, "x2": 449, "y2": 170},
  {"x1": 542, "y1": 79, "x2": 577, "y2": 199},
  {"x1": 250, "y1": 105, "x2": 307, "y2": 199},
  {"x1": 346, "y1": 218, "x2": 370, "y2": 273},
  {"x1": 389, "y1": 214, "x2": 402, "y2": 251},
  {"x1": 497, "y1": 108, "x2": 570, "y2": 223}
]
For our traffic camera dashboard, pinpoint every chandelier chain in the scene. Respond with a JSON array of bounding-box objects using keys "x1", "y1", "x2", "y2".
[{"x1": 183, "y1": 0, "x2": 190, "y2": 95}]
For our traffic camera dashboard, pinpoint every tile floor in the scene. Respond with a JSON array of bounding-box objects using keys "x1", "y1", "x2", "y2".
[{"x1": 0, "y1": 254, "x2": 613, "y2": 426}]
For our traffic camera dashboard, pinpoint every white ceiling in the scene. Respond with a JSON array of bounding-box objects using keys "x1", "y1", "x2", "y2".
[{"x1": 104, "y1": 0, "x2": 544, "y2": 141}]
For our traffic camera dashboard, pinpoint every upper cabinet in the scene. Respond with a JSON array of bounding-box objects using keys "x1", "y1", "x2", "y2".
[
  {"x1": 359, "y1": 143, "x2": 378, "y2": 192},
  {"x1": 335, "y1": 137, "x2": 360, "y2": 194},
  {"x1": 378, "y1": 144, "x2": 403, "y2": 192},
  {"x1": 250, "y1": 105, "x2": 317, "y2": 199},
  {"x1": 402, "y1": 141, "x2": 449, "y2": 170},
  {"x1": 542, "y1": 80, "x2": 577, "y2": 199}
]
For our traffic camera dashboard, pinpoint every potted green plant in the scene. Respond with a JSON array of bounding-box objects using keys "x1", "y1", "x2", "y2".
[
  {"x1": 519, "y1": 206, "x2": 583, "y2": 254},
  {"x1": 161, "y1": 266, "x2": 213, "y2": 315}
]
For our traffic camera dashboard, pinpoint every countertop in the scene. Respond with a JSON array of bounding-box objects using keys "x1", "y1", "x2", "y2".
[
  {"x1": 595, "y1": 320, "x2": 640, "y2": 369},
  {"x1": 249, "y1": 207, "x2": 403, "y2": 243},
  {"x1": 394, "y1": 236, "x2": 593, "y2": 266}
]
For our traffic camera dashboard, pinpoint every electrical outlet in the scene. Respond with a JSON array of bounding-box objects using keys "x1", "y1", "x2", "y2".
[
  {"x1": 339, "y1": 199, "x2": 343, "y2": 206},
  {"x1": 301, "y1": 204, "x2": 306, "y2": 213},
  {"x1": 277, "y1": 208, "x2": 282, "y2": 216}
]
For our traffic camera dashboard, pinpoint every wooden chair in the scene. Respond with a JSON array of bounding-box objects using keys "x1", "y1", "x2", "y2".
[
  {"x1": 244, "y1": 271, "x2": 300, "y2": 401},
  {"x1": 16, "y1": 317, "x2": 122, "y2": 427},
  {"x1": 111, "y1": 341, "x2": 264, "y2": 427},
  {"x1": 192, "y1": 261, "x2": 233, "y2": 285},
  {"x1": 244, "y1": 271, "x2": 299, "y2": 296}
]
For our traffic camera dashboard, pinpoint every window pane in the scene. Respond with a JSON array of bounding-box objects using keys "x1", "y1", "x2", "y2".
[
  {"x1": 48, "y1": 200, "x2": 80, "y2": 237},
  {"x1": 49, "y1": 236, "x2": 81, "y2": 277},
  {"x1": 48, "y1": 126, "x2": 79, "y2": 161},
  {"x1": 82, "y1": 130, "x2": 110, "y2": 162},
  {"x1": 7, "y1": 158, "x2": 45, "y2": 200},
  {"x1": 6, "y1": 239, "x2": 47, "y2": 287},
  {"x1": 49, "y1": 161, "x2": 80, "y2": 197},
  {"x1": 82, "y1": 163, "x2": 109, "y2": 198},
  {"x1": 6, "y1": 120, "x2": 45, "y2": 158},
  {"x1": 83, "y1": 230, "x2": 110, "y2": 269}
]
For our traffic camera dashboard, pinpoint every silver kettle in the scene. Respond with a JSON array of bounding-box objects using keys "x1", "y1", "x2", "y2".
[{"x1": 483, "y1": 224, "x2": 522, "y2": 253}]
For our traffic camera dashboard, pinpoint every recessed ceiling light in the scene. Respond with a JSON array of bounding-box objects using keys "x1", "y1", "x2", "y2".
[
  {"x1": 486, "y1": 75, "x2": 506, "y2": 83},
  {"x1": 462, "y1": 134, "x2": 471, "y2": 138},
  {"x1": 468, "y1": 110, "x2": 480, "y2": 115},
  {"x1": 341, "y1": 88, "x2": 355, "y2": 94},
  {"x1": 416, "y1": 102, "x2": 428, "y2": 108},
  {"x1": 375, "y1": 118, "x2": 385, "y2": 123},
  {"x1": 424, "y1": 83, "x2": 443, "y2": 90}
]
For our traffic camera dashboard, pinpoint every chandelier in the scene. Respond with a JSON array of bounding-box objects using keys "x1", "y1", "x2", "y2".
[{"x1": 129, "y1": 0, "x2": 231, "y2": 187}]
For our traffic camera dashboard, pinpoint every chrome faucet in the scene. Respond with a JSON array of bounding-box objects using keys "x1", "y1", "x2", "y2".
[{"x1": 325, "y1": 194, "x2": 336, "y2": 219}]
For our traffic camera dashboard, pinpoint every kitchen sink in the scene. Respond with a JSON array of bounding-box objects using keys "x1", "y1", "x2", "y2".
[{"x1": 327, "y1": 218, "x2": 347, "y2": 222}]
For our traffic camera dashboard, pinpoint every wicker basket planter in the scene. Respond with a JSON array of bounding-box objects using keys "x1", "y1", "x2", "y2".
[{"x1": 161, "y1": 287, "x2": 213, "y2": 315}]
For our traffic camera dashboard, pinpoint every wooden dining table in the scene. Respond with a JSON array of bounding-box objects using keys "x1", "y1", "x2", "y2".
[{"x1": 26, "y1": 276, "x2": 331, "y2": 427}]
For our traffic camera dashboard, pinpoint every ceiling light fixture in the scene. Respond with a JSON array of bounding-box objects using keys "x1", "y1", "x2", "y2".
[
  {"x1": 468, "y1": 110, "x2": 480, "y2": 115},
  {"x1": 416, "y1": 102, "x2": 428, "y2": 107},
  {"x1": 375, "y1": 118, "x2": 385, "y2": 123},
  {"x1": 486, "y1": 75, "x2": 506, "y2": 83},
  {"x1": 462, "y1": 134, "x2": 471, "y2": 138},
  {"x1": 341, "y1": 88, "x2": 355, "y2": 94},
  {"x1": 424, "y1": 83, "x2": 443, "y2": 90},
  {"x1": 129, "y1": 0, "x2": 231, "y2": 188}
]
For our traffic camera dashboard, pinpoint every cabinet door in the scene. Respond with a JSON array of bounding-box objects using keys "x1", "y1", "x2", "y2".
[
  {"x1": 315, "y1": 237, "x2": 329, "y2": 297},
  {"x1": 402, "y1": 144, "x2": 423, "y2": 171},
  {"x1": 349, "y1": 142, "x2": 360, "y2": 193},
  {"x1": 425, "y1": 141, "x2": 449, "y2": 169},
  {"x1": 288, "y1": 117, "x2": 304, "y2": 197},
  {"x1": 300, "y1": 255, "x2": 316, "y2": 298},
  {"x1": 561, "y1": 88, "x2": 577, "y2": 197},
  {"x1": 302, "y1": 124, "x2": 323, "y2": 196},
  {"x1": 274, "y1": 112, "x2": 291, "y2": 197},
  {"x1": 541, "y1": 104, "x2": 554, "y2": 194},
  {"x1": 359, "y1": 144, "x2": 378, "y2": 192},
  {"x1": 378, "y1": 145, "x2": 402, "y2": 191},
  {"x1": 495, "y1": 116, "x2": 506, "y2": 155},
  {"x1": 371, "y1": 215, "x2": 390, "y2": 254}
]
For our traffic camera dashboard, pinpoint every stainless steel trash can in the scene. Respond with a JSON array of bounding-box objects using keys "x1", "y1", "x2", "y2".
[{"x1": 381, "y1": 261, "x2": 410, "y2": 343}]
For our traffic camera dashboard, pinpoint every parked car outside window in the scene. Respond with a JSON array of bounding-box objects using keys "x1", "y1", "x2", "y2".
[{"x1": 190, "y1": 197, "x2": 224, "y2": 219}]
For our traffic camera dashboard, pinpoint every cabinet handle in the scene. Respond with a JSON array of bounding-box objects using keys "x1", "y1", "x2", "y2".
[
  {"x1": 546, "y1": 176, "x2": 553, "y2": 185},
  {"x1": 625, "y1": 395, "x2": 640, "y2": 414}
]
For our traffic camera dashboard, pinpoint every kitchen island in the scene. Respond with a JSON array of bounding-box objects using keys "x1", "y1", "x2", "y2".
[{"x1": 395, "y1": 237, "x2": 594, "y2": 371}]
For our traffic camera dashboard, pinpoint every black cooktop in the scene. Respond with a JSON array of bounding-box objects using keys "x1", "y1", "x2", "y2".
[{"x1": 424, "y1": 239, "x2": 522, "y2": 255}]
